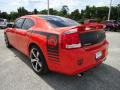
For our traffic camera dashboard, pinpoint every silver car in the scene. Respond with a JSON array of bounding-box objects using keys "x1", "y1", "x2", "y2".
[{"x1": 0, "y1": 18, "x2": 7, "y2": 29}]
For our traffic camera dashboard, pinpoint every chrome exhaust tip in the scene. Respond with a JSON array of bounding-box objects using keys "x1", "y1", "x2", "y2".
[{"x1": 77, "y1": 73, "x2": 83, "y2": 77}]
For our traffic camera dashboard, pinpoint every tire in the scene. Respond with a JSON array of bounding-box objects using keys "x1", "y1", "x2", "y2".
[
  {"x1": 4, "y1": 34, "x2": 12, "y2": 48},
  {"x1": 30, "y1": 45, "x2": 49, "y2": 75}
]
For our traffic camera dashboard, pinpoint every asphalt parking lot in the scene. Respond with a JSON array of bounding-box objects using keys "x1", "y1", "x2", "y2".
[{"x1": 0, "y1": 29, "x2": 120, "y2": 90}]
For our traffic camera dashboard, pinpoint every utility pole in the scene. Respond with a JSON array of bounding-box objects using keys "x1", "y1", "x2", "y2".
[
  {"x1": 47, "y1": 0, "x2": 49, "y2": 15},
  {"x1": 108, "y1": 0, "x2": 112, "y2": 21}
]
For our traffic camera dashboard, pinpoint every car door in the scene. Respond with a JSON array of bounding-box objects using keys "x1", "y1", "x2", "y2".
[
  {"x1": 7, "y1": 18, "x2": 24, "y2": 48},
  {"x1": 6, "y1": 27, "x2": 16, "y2": 46},
  {"x1": 15, "y1": 18, "x2": 34, "y2": 55},
  {"x1": 13, "y1": 18, "x2": 25, "y2": 49}
]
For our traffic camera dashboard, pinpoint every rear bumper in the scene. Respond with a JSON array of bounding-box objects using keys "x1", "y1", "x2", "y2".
[
  {"x1": 57, "y1": 40, "x2": 108, "y2": 75},
  {"x1": 68, "y1": 57, "x2": 106, "y2": 75}
]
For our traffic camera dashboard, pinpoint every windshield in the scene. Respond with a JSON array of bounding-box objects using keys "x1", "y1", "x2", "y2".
[{"x1": 40, "y1": 15, "x2": 79, "y2": 28}]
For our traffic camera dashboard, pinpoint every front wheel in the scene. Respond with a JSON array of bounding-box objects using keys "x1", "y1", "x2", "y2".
[{"x1": 30, "y1": 45, "x2": 49, "y2": 75}]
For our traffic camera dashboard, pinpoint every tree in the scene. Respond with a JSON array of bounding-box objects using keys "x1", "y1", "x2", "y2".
[
  {"x1": 80, "y1": 6, "x2": 110, "y2": 21},
  {"x1": 0, "y1": 12, "x2": 8, "y2": 19},
  {"x1": 0, "y1": 4, "x2": 120, "y2": 22},
  {"x1": 49, "y1": 8, "x2": 58, "y2": 15},
  {"x1": 9, "y1": 12, "x2": 19, "y2": 21},
  {"x1": 33, "y1": 9, "x2": 38, "y2": 14},
  {"x1": 117, "y1": 4, "x2": 120, "y2": 20},
  {"x1": 17, "y1": 7, "x2": 29, "y2": 17},
  {"x1": 86, "y1": 6, "x2": 91, "y2": 18},
  {"x1": 58, "y1": 5, "x2": 69, "y2": 17},
  {"x1": 70, "y1": 9, "x2": 81, "y2": 21},
  {"x1": 40, "y1": 9, "x2": 48, "y2": 14}
]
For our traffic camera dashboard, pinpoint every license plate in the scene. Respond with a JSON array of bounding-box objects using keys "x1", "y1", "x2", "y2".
[{"x1": 96, "y1": 51, "x2": 102, "y2": 59}]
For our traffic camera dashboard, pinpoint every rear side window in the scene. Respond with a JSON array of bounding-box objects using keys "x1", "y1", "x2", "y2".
[
  {"x1": 22, "y1": 19, "x2": 34, "y2": 30},
  {"x1": 40, "y1": 16, "x2": 79, "y2": 28},
  {"x1": 15, "y1": 18, "x2": 25, "y2": 28}
]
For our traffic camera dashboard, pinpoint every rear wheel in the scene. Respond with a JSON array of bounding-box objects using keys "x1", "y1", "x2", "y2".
[
  {"x1": 4, "y1": 34, "x2": 12, "y2": 48},
  {"x1": 30, "y1": 45, "x2": 49, "y2": 75}
]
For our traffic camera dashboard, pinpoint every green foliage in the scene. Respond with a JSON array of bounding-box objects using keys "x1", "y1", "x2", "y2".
[
  {"x1": 57, "y1": 5, "x2": 70, "y2": 17},
  {"x1": 49, "y1": 8, "x2": 58, "y2": 15},
  {"x1": 0, "y1": 12, "x2": 8, "y2": 19},
  {"x1": 0, "y1": 4, "x2": 120, "y2": 22},
  {"x1": 17, "y1": 7, "x2": 29, "y2": 17},
  {"x1": 39, "y1": 8, "x2": 58, "y2": 15},
  {"x1": 9, "y1": 12, "x2": 19, "y2": 21},
  {"x1": 33, "y1": 9, "x2": 38, "y2": 14},
  {"x1": 39, "y1": 9, "x2": 48, "y2": 14},
  {"x1": 70, "y1": 9, "x2": 81, "y2": 21}
]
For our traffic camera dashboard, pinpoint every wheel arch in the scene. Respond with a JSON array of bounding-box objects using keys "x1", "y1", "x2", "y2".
[
  {"x1": 29, "y1": 43, "x2": 41, "y2": 53},
  {"x1": 28, "y1": 42, "x2": 45, "y2": 58},
  {"x1": 28, "y1": 43, "x2": 49, "y2": 74}
]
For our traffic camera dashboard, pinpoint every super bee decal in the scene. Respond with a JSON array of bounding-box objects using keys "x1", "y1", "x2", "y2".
[
  {"x1": 32, "y1": 30, "x2": 59, "y2": 62},
  {"x1": 47, "y1": 34, "x2": 59, "y2": 62}
]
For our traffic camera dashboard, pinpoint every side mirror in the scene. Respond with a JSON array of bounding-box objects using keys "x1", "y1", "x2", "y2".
[{"x1": 7, "y1": 23, "x2": 14, "y2": 28}]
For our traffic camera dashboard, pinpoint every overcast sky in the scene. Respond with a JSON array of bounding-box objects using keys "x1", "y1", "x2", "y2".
[{"x1": 0, "y1": 0, "x2": 120, "y2": 13}]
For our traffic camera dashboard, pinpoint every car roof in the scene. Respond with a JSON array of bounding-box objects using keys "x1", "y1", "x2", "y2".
[{"x1": 22, "y1": 14, "x2": 57, "y2": 18}]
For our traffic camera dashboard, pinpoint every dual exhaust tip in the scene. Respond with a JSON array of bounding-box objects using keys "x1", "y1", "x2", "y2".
[{"x1": 77, "y1": 73, "x2": 84, "y2": 77}]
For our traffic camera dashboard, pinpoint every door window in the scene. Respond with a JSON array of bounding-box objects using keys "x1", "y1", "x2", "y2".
[
  {"x1": 22, "y1": 19, "x2": 34, "y2": 30},
  {"x1": 15, "y1": 18, "x2": 25, "y2": 28}
]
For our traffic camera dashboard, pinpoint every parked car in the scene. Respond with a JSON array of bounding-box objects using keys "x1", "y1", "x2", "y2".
[
  {"x1": 4, "y1": 15, "x2": 109, "y2": 76},
  {"x1": 102, "y1": 20, "x2": 119, "y2": 31},
  {"x1": 84, "y1": 19, "x2": 98, "y2": 24},
  {"x1": 117, "y1": 20, "x2": 120, "y2": 29},
  {"x1": 84, "y1": 19, "x2": 105, "y2": 30},
  {"x1": 0, "y1": 18, "x2": 7, "y2": 29},
  {"x1": 6, "y1": 22, "x2": 14, "y2": 28}
]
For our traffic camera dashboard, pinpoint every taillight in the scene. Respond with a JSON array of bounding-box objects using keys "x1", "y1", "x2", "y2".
[
  {"x1": 85, "y1": 24, "x2": 105, "y2": 30},
  {"x1": 85, "y1": 26, "x2": 96, "y2": 30},
  {"x1": 62, "y1": 29, "x2": 81, "y2": 49}
]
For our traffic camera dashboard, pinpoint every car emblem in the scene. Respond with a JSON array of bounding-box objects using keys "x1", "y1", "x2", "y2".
[
  {"x1": 48, "y1": 36, "x2": 57, "y2": 48},
  {"x1": 96, "y1": 34, "x2": 99, "y2": 39}
]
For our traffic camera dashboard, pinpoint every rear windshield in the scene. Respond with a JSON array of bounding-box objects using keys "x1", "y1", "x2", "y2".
[{"x1": 40, "y1": 15, "x2": 79, "y2": 28}]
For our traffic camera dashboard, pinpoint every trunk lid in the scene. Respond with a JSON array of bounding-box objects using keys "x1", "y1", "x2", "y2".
[{"x1": 79, "y1": 30, "x2": 106, "y2": 47}]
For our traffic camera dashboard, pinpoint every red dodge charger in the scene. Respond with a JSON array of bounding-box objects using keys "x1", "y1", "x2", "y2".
[{"x1": 4, "y1": 15, "x2": 109, "y2": 75}]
